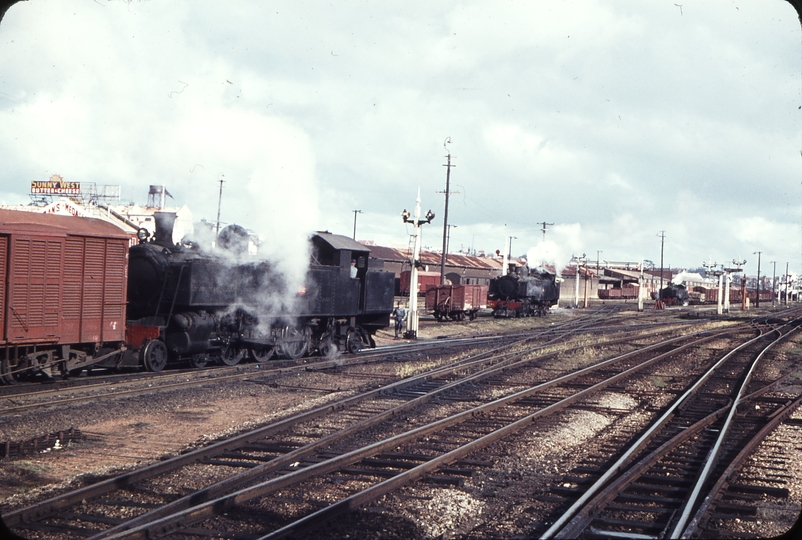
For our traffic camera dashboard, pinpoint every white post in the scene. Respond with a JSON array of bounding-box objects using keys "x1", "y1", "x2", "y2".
[
  {"x1": 574, "y1": 261, "x2": 581, "y2": 308},
  {"x1": 638, "y1": 261, "x2": 644, "y2": 312},
  {"x1": 502, "y1": 236, "x2": 510, "y2": 276},
  {"x1": 724, "y1": 272, "x2": 731, "y2": 313},
  {"x1": 407, "y1": 189, "x2": 423, "y2": 338},
  {"x1": 717, "y1": 274, "x2": 724, "y2": 315}
]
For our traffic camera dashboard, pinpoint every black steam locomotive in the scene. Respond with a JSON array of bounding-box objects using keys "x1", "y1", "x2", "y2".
[
  {"x1": 487, "y1": 266, "x2": 561, "y2": 317},
  {"x1": 124, "y1": 212, "x2": 395, "y2": 371},
  {"x1": 654, "y1": 283, "x2": 690, "y2": 306}
]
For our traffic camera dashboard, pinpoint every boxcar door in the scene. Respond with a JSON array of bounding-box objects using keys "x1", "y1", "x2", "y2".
[
  {"x1": 79, "y1": 237, "x2": 107, "y2": 343},
  {"x1": 0, "y1": 235, "x2": 7, "y2": 343},
  {"x1": 7, "y1": 236, "x2": 64, "y2": 343}
]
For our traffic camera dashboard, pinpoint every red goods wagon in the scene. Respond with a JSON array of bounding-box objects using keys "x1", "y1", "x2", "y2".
[
  {"x1": 399, "y1": 270, "x2": 441, "y2": 296},
  {"x1": 598, "y1": 286, "x2": 638, "y2": 300},
  {"x1": 622, "y1": 285, "x2": 639, "y2": 299},
  {"x1": 425, "y1": 284, "x2": 488, "y2": 321},
  {"x1": 0, "y1": 210, "x2": 130, "y2": 381}
]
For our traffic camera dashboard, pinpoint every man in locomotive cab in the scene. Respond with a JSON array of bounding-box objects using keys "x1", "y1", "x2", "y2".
[{"x1": 350, "y1": 259, "x2": 358, "y2": 278}]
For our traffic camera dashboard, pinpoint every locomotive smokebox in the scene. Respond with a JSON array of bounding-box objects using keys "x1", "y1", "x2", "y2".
[{"x1": 153, "y1": 212, "x2": 177, "y2": 247}]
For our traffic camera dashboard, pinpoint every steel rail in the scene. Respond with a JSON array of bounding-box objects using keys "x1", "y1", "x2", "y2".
[
  {"x1": 672, "y1": 321, "x2": 801, "y2": 538},
  {"x1": 2, "y1": 336, "x2": 529, "y2": 528},
  {"x1": 545, "y1": 319, "x2": 800, "y2": 539},
  {"x1": 97, "y1": 331, "x2": 729, "y2": 539},
  {"x1": 550, "y1": 374, "x2": 793, "y2": 539},
  {"x1": 680, "y1": 395, "x2": 802, "y2": 538},
  {"x1": 4, "y1": 317, "x2": 725, "y2": 537},
  {"x1": 86, "y1": 323, "x2": 707, "y2": 538},
  {"x1": 542, "y1": 325, "x2": 772, "y2": 538}
]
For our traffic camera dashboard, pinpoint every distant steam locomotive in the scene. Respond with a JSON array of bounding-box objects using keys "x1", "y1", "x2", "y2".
[
  {"x1": 487, "y1": 267, "x2": 560, "y2": 317},
  {"x1": 653, "y1": 283, "x2": 690, "y2": 306},
  {"x1": 0, "y1": 209, "x2": 394, "y2": 382}
]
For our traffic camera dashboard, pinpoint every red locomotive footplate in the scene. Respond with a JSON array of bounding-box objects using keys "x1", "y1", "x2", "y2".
[{"x1": 125, "y1": 325, "x2": 161, "y2": 350}]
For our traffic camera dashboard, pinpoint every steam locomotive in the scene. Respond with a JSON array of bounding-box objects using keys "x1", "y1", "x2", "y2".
[
  {"x1": 126, "y1": 212, "x2": 395, "y2": 370},
  {"x1": 654, "y1": 283, "x2": 690, "y2": 306},
  {"x1": 487, "y1": 266, "x2": 561, "y2": 317},
  {"x1": 0, "y1": 209, "x2": 394, "y2": 382}
]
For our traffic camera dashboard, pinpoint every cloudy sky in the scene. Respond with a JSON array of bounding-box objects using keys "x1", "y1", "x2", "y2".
[{"x1": 0, "y1": 0, "x2": 799, "y2": 276}]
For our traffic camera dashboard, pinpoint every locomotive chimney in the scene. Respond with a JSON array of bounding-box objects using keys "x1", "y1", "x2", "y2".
[{"x1": 153, "y1": 211, "x2": 177, "y2": 246}]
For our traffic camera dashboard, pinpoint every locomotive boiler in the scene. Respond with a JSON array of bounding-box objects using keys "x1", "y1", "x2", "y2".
[{"x1": 487, "y1": 266, "x2": 560, "y2": 317}]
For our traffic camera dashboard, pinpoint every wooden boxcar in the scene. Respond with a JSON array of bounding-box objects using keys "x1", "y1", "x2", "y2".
[
  {"x1": 0, "y1": 209, "x2": 130, "y2": 381},
  {"x1": 425, "y1": 284, "x2": 488, "y2": 321},
  {"x1": 399, "y1": 270, "x2": 441, "y2": 296}
]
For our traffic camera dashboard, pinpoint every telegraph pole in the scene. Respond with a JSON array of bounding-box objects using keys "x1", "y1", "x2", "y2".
[
  {"x1": 657, "y1": 231, "x2": 666, "y2": 302},
  {"x1": 439, "y1": 137, "x2": 457, "y2": 285},
  {"x1": 753, "y1": 251, "x2": 762, "y2": 307},
  {"x1": 352, "y1": 210, "x2": 362, "y2": 240},
  {"x1": 770, "y1": 261, "x2": 776, "y2": 307},
  {"x1": 785, "y1": 262, "x2": 790, "y2": 304},
  {"x1": 215, "y1": 175, "x2": 225, "y2": 235},
  {"x1": 446, "y1": 225, "x2": 457, "y2": 261},
  {"x1": 539, "y1": 221, "x2": 554, "y2": 242}
]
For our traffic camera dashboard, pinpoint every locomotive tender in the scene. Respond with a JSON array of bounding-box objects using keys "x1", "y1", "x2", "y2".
[
  {"x1": 0, "y1": 209, "x2": 394, "y2": 382},
  {"x1": 487, "y1": 266, "x2": 560, "y2": 317}
]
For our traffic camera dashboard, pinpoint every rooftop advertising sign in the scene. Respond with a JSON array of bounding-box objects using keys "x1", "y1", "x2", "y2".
[{"x1": 31, "y1": 175, "x2": 80, "y2": 195}]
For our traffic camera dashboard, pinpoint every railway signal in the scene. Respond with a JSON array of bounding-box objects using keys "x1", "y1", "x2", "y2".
[
  {"x1": 401, "y1": 188, "x2": 435, "y2": 339},
  {"x1": 726, "y1": 258, "x2": 746, "y2": 311}
]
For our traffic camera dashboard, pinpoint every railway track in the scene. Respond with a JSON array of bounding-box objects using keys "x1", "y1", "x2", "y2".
[
  {"x1": 2, "y1": 314, "x2": 741, "y2": 539},
  {"x1": 540, "y1": 317, "x2": 802, "y2": 539},
  {"x1": 0, "y1": 306, "x2": 668, "y2": 417}
]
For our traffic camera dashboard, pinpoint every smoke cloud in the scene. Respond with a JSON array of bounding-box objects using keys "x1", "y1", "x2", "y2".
[{"x1": 525, "y1": 223, "x2": 584, "y2": 276}]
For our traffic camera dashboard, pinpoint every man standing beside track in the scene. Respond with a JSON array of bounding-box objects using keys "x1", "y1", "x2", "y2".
[{"x1": 392, "y1": 302, "x2": 407, "y2": 339}]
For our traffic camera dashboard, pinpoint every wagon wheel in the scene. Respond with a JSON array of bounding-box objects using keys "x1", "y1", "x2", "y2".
[
  {"x1": 346, "y1": 330, "x2": 363, "y2": 354},
  {"x1": 250, "y1": 346, "x2": 275, "y2": 363},
  {"x1": 141, "y1": 339, "x2": 168, "y2": 372},
  {"x1": 0, "y1": 358, "x2": 16, "y2": 385},
  {"x1": 188, "y1": 354, "x2": 209, "y2": 369},
  {"x1": 219, "y1": 345, "x2": 245, "y2": 366}
]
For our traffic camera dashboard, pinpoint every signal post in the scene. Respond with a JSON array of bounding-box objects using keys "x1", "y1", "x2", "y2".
[{"x1": 401, "y1": 189, "x2": 435, "y2": 339}]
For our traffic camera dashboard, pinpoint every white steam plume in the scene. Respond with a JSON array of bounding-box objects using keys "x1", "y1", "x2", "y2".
[{"x1": 525, "y1": 223, "x2": 584, "y2": 276}]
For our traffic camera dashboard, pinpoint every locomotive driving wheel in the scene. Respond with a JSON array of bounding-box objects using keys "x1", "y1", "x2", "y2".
[
  {"x1": 318, "y1": 338, "x2": 336, "y2": 358},
  {"x1": 277, "y1": 325, "x2": 310, "y2": 360},
  {"x1": 219, "y1": 345, "x2": 245, "y2": 366},
  {"x1": 141, "y1": 339, "x2": 168, "y2": 372},
  {"x1": 250, "y1": 346, "x2": 275, "y2": 363},
  {"x1": 188, "y1": 354, "x2": 209, "y2": 368},
  {"x1": 346, "y1": 330, "x2": 363, "y2": 354}
]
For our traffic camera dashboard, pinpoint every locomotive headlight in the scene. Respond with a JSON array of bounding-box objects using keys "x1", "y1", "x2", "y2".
[{"x1": 136, "y1": 228, "x2": 150, "y2": 243}]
